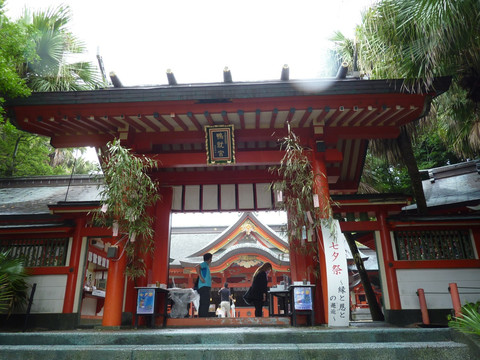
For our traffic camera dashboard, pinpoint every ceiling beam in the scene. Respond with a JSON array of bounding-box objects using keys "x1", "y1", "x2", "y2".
[
  {"x1": 150, "y1": 150, "x2": 284, "y2": 168},
  {"x1": 152, "y1": 168, "x2": 280, "y2": 185}
]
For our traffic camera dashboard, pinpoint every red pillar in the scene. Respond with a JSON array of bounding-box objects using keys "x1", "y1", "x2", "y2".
[
  {"x1": 378, "y1": 211, "x2": 401, "y2": 309},
  {"x1": 151, "y1": 187, "x2": 173, "y2": 325},
  {"x1": 449, "y1": 283, "x2": 462, "y2": 318},
  {"x1": 63, "y1": 217, "x2": 85, "y2": 313},
  {"x1": 288, "y1": 239, "x2": 307, "y2": 282},
  {"x1": 152, "y1": 186, "x2": 173, "y2": 285},
  {"x1": 310, "y1": 152, "x2": 330, "y2": 324},
  {"x1": 102, "y1": 239, "x2": 127, "y2": 326},
  {"x1": 123, "y1": 277, "x2": 136, "y2": 315},
  {"x1": 417, "y1": 288, "x2": 430, "y2": 325}
]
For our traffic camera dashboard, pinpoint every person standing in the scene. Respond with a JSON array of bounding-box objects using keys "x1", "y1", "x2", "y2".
[
  {"x1": 231, "y1": 295, "x2": 236, "y2": 317},
  {"x1": 218, "y1": 282, "x2": 232, "y2": 317},
  {"x1": 245, "y1": 262, "x2": 272, "y2": 317},
  {"x1": 196, "y1": 253, "x2": 212, "y2": 317}
]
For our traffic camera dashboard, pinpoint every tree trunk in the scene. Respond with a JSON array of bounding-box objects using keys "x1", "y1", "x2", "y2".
[
  {"x1": 344, "y1": 232, "x2": 385, "y2": 321},
  {"x1": 396, "y1": 127, "x2": 428, "y2": 215},
  {"x1": 7, "y1": 136, "x2": 23, "y2": 176}
]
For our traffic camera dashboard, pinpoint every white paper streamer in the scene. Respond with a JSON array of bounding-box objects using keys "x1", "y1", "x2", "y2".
[{"x1": 112, "y1": 221, "x2": 119, "y2": 236}]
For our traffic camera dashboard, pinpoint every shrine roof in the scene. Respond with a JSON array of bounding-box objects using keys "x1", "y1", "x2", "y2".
[
  {"x1": 403, "y1": 160, "x2": 480, "y2": 213},
  {"x1": 188, "y1": 212, "x2": 288, "y2": 258},
  {"x1": 0, "y1": 175, "x2": 102, "y2": 216},
  {"x1": 6, "y1": 77, "x2": 452, "y2": 107},
  {"x1": 6, "y1": 77, "x2": 452, "y2": 196}
]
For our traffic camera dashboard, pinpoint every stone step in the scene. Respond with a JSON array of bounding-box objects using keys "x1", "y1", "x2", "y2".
[
  {"x1": 0, "y1": 341, "x2": 472, "y2": 360},
  {"x1": 0, "y1": 328, "x2": 458, "y2": 345},
  {"x1": 0, "y1": 327, "x2": 476, "y2": 360}
]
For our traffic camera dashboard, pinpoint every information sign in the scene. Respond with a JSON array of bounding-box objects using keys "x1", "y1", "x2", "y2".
[{"x1": 136, "y1": 288, "x2": 155, "y2": 314}]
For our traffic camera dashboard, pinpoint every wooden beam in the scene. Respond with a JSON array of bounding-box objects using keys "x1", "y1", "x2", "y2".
[
  {"x1": 324, "y1": 126, "x2": 400, "y2": 143},
  {"x1": 50, "y1": 133, "x2": 114, "y2": 148},
  {"x1": 339, "y1": 221, "x2": 380, "y2": 232},
  {"x1": 154, "y1": 113, "x2": 175, "y2": 131},
  {"x1": 151, "y1": 149, "x2": 284, "y2": 168}
]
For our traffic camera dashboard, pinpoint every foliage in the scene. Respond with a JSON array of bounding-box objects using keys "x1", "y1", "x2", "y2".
[
  {"x1": 360, "y1": 153, "x2": 411, "y2": 194},
  {"x1": 360, "y1": 130, "x2": 461, "y2": 195},
  {"x1": 0, "y1": 2, "x2": 35, "y2": 121},
  {"x1": 434, "y1": 82, "x2": 480, "y2": 159},
  {"x1": 270, "y1": 127, "x2": 336, "y2": 280},
  {"x1": 0, "y1": 119, "x2": 97, "y2": 177},
  {"x1": 360, "y1": 0, "x2": 480, "y2": 89},
  {"x1": 329, "y1": 31, "x2": 361, "y2": 75},
  {"x1": 0, "y1": 251, "x2": 29, "y2": 315},
  {"x1": 413, "y1": 124, "x2": 462, "y2": 169},
  {"x1": 93, "y1": 139, "x2": 159, "y2": 279},
  {"x1": 18, "y1": 5, "x2": 104, "y2": 91},
  {"x1": 357, "y1": 0, "x2": 480, "y2": 158},
  {"x1": 330, "y1": 0, "x2": 478, "y2": 198},
  {"x1": 0, "y1": 4, "x2": 101, "y2": 177},
  {"x1": 448, "y1": 301, "x2": 480, "y2": 337},
  {"x1": 271, "y1": 126, "x2": 331, "y2": 239}
]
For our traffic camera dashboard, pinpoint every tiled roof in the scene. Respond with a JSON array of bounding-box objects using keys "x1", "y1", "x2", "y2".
[
  {"x1": 0, "y1": 175, "x2": 102, "y2": 216},
  {"x1": 404, "y1": 160, "x2": 480, "y2": 211}
]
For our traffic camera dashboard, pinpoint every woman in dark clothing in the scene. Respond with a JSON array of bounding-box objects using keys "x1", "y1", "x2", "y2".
[{"x1": 247, "y1": 262, "x2": 272, "y2": 317}]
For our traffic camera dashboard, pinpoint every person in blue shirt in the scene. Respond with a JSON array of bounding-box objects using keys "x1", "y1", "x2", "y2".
[{"x1": 196, "y1": 252, "x2": 213, "y2": 317}]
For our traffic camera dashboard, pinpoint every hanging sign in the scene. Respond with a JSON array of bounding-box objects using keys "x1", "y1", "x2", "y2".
[
  {"x1": 321, "y1": 220, "x2": 350, "y2": 327},
  {"x1": 136, "y1": 288, "x2": 155, "y2": 314},
  {"x1": 205, "y1": 125, "x2": 235, "y2": 165}
]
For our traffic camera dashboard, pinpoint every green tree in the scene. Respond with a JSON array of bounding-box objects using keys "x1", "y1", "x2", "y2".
[
  {"x1": 0, "y1": 120, "x2": 52, "y2": 176},
  {"x1": 0, "y1": 4, "x2": 102, "y2": 177},
  {"x1": 359, "y1": 0, "x2": 480, "y2": 158},
  {"x1": 18, "y1": 5, "x2": 104, "y2": 91},
  {"x1": 0, "y1": 120, "x2": 98, "y2": 177},
  {"x1": 331, "y1": 0, "x2": 479, "y2": 210},
  {"x1": 360, "y1": 153, "x2": 411, "y2": 195},
  {"x1": 0, "y1": 1, "x2": 35, "y2": 119}
]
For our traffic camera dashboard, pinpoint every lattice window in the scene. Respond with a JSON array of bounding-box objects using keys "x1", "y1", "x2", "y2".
[
  {"x1": 394, "y1": 230, "x2": 475, "y2": 260},
  {"x1": 0, "y1": 238, "x2": 69, "y2": 267}
]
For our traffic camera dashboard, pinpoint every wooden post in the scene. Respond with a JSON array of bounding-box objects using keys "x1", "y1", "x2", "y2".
[
  {"x1": 449, "y1": 283, "x2": 462, "y2": 318},
  {"x1": 152, "y1": 186, "x2": 173, "y2": 285},
  {"x1": 310, "y1": 152, "x2": 330, "y2": 324},
  {"x1": 378, "y1": 211, "x2": 401, "y2": 309},
  {"x1": 102, "y1": 239, "x2": 127, "y2": 326},
  {"x1": 417, "y1": 288, "x2": 430, "y2": 325},
  {"x1": 151, "y1": 187, "x2": 173, "y2": 325},
  {"x1": 63, "y1": 217, "x2": 85, "y2": 313}
]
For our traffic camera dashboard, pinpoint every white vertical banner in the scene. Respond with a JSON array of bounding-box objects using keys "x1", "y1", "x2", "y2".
[{"x1": 321, "y1": 220, "x2": 350, "y2": 326}]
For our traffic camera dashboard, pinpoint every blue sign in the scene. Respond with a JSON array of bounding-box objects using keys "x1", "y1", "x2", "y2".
[
  {"x1": 137, "y1": 288, "x2": 155, "y2": 314},
  {"x1": 293, "y1": 287, "x2": 313, "y2": 311}
]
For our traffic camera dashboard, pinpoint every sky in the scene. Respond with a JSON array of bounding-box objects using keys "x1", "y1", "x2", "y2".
[{"x1": 4, "y1": 0, "x2": 373, "y2": 86}]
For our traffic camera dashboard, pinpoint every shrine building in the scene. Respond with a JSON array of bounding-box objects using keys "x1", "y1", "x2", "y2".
[{"x1": 1, "y1": 73, "x2": 480, "y2": 329}]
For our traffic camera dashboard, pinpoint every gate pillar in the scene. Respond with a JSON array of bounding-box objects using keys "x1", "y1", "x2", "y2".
[
  {"x1": 310, "y1": 152, "x2": 331, "y2": 324},
  {"x1": 102, "y1": 238, "x2": 127, "y2": 326},
  {"x1": 152, "y1": 186, "x2": 173, "y2": 285},
  {"x1": 63, "y1": 217, "x2": 85, "y2": 313}
]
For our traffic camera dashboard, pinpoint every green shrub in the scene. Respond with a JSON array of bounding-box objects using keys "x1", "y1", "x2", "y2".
[
  {"x1": 0, "y1": 251, "x2": 29, "y2": 315},
  {"x1": 448, "y1": 301, "x2": 480, "y2": 336}
]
